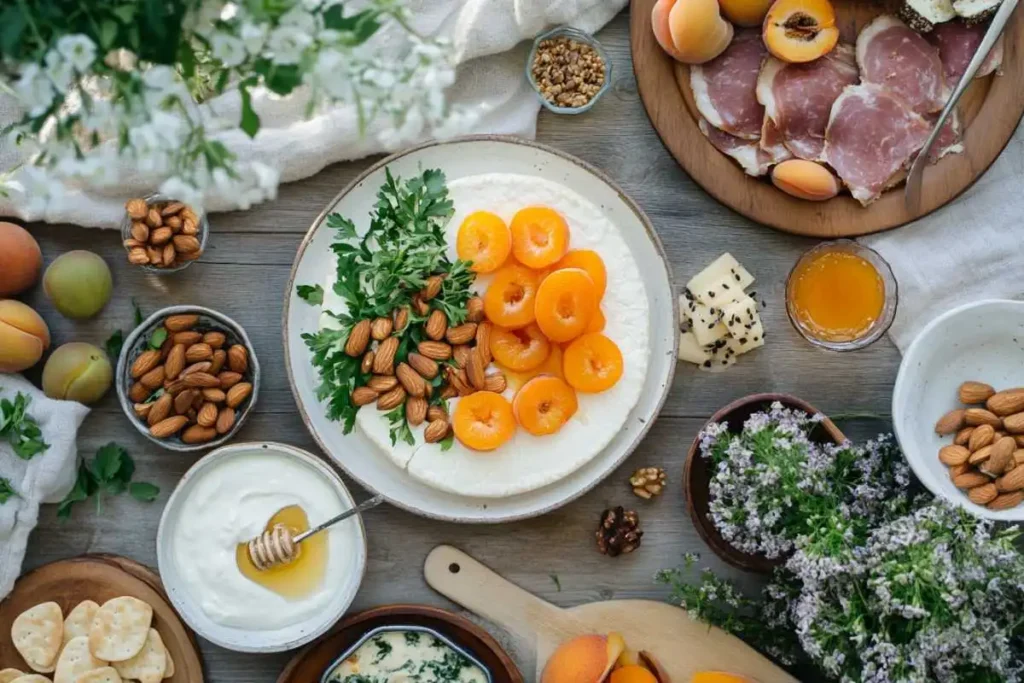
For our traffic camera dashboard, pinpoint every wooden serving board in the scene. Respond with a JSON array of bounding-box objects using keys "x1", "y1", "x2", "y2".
[
  {"x1": 630, "y1": 0, "x2": 1024, "y2": 237},
  {"x1": 0, "y1": 555, "x2": 204, "y2": 683},
  {"x1": 425, "y1": 546, "x2": 797, "y2": 682}
]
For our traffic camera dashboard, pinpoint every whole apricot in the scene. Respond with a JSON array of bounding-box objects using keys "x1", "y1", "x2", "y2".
[
  {"x1": 718, "y1": 0, "x2": 775, "y2": 26},
  {"x1": 0, "y1": 222, "x2": 43, "y2": 296},
  {"x1": 771, "y1": 159, "x2": 841, "y2": 201},
  {"x1": 690, "y1": 674, "x2": 756, "y2": 683},
  {"x1": 44, "y1": 250, "x2": 112, "y2": 319},
  {"x1": 42, "y1": 342, "x2": 113, "y2": 405},
  {"x1": 0, "y1": 300, "x2": 51, "y2": 372},
  {"x1": 652, "y1": 0, "x2": 734, "y2": 64},
  {"x1": 541, "y1": 632, "x2": 625, "y2": 683}
]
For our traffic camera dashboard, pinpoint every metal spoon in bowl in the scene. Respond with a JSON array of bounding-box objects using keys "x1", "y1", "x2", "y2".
[
  {"x1": 247, "y1": 494, "x2": 385, "y2": 571},
  {"x1": 905, "y1": 0, "x2": 1020, "y2": 212}
]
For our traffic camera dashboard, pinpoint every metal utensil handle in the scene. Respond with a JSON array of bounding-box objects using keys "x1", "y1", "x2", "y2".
[{"x1": 293, "y1": 494, "x2": 385, "y2": 544}]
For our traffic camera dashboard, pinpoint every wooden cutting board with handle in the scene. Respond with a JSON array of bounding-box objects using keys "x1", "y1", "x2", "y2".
[{"x1": 425, "y1": 546, "x2": 797, "y2": 683}]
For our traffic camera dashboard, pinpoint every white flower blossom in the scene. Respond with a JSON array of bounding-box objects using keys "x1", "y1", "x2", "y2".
[
  {"x1": 15, "y1": 64, "x2": 56, "y2": 117},
  {"x1": 43, "y1": 50, "x2": 74, "y2": 93},
  {"x1": 56, "y1": 34, "x2": 97, "y2": 72},
  {"x1": 211, "y1": 32, "x2": 247, "y2": 67},
  {"x1": 239, "y1": 22, "x2": 268, "y2": 55},
  {"x1": 268, "y1": 26, "x2": 313, "y2": 65}
]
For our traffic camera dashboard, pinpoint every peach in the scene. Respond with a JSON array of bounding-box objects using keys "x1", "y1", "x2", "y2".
[
  {"x1": 0, "y1": 222, "x2": 42, "y2": 297},
  {"x1": 541, "y1": 632, "x2": 626, "y2": 683},
  {"x1": 43, "y1": 250, "x2": 112, "y2": 319},
  {"x1": 763, "y1": 0, "x2": 839, "y2": 63},
  {"x1": 718, "y1": 0, "x2": 775, "y2": 26},
  {"x1": 0, "y1": 300, "x2": 50, "y2": 372},
  {"x1": 771, "y1": 159, "x2": 841, "y2": 201},
  {"x1": 652, "y1": 0, "x2": 734, "y2": 64}
]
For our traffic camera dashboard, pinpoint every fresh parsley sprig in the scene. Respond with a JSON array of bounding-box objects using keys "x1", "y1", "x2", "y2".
[
  {"x1": 0, "y1": 477, "x2": 16, "y2": 504},
  {"x1": 57, "y1": 443, "x2": 160, "y2": 520},
  {"x1": 0, "y1": 392, "x2": 49, "y2": 460}
]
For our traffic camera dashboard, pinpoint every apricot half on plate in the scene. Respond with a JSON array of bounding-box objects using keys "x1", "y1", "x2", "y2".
[
  {"x1": 513, "y1": 376, "x2": 578, "y2": 436},
  {"x1": 541, "y1": 632, "x2": 626, "y2": 683},
  {"x1": 484, "y1": 263, "x2": 541, "y2": 328},
  {"x1": 610, "y1": 666, "x2": 659, "y2": 683},
  {"x1": 563, "y1": 333, "x2": 624, "y2": 393},
  {"x1": 535, "y1": 268, "x2": 598, "y2": 343},
  {"x1": 552, "y1": 249, "x2": 608, "y2": 300},
  {"x1": 510, "y1": 206, "x2": 569, "y2": 269},
  {"x1": 763, "y1": 0, "x2": 839, "y2": 63},
  {"x1": 457, "y1": 210, "x2": 511, "y2": 273},
  {"x1": 490, "y1": 323, "x2": 551, "y2": 372},
  {"x1": 452, "y1": 391, "x2": 516, "y2": 451}
]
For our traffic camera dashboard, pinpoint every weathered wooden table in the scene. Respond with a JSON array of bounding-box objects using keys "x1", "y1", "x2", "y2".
[{"x1": 20, "y1": 11, "x2": 902, "y2": 682}]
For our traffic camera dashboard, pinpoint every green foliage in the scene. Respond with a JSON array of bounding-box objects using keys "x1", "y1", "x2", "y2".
[
  {"x1": 149, "y1": 327, "x2": 168, "y2": 349},
  {"x1": 0, "y1": 477, "x2": 16, "y2": 504},
  {"x1": 57, "y1": 442, "x2": 159, "y2": 519},
  {"x1": 0, "y1": 391, "x2": 49, "y2": 460},
  {"x1": 105, "y1": 329, "x2": 125, "y2": 359},
  {"x1": 297, "y1": 284, "x2": 324, "y2": 305}
]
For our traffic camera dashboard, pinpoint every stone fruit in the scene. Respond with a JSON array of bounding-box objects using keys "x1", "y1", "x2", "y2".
[
  {"x1": 0, "y1": 300, "x2": 50, "y2": 372},
  {"x1": 771, "y1": 160, "x2": 841, "y2": 201},
  {"x1": 691, "y1": 674, "x2": 756, "y2": 683},
  {"x1": 763, "y1": 0, "x2": 840, "y2": 63},
  {"x1": 43, "y1": 250, "x2": 113, "y2": 319},
  {"x1": 541, "y1": 632, "x2": 625, "y2": 683},
  {"x1": 0, "y1": 222, "x2": 42, "y2": 296},
  {"x1": 651, "y1": 0, "x2": 734, "y2": 64},
  {"x1": 718, "y1": 0, "x2": 775, "y2": 26},
  {"x1": 42, "y1": 342, "x2": 113, "y2": 404}
]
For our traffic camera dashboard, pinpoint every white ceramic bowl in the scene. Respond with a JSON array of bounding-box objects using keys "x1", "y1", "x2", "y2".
[
  {"x1": 157, "y1": 442, "x2": 367, "y2": 652},
  {"x1": 893, "y1": 299, "x2": 1024, "y2": 521}
]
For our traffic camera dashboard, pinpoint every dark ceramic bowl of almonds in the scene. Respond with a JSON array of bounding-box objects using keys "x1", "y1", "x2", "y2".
[{"x1": 115, "y1": 305, "x2": 260, "y2": 452}]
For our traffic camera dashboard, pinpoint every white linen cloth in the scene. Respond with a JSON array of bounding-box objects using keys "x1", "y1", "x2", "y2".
[
  {"x1": 860, "y1": 122, "x2": 1024, "y2": 352},
  {"x1": 0, "y1": 0, "x2": 627, "y2": 228},
  {"x1": 0, "y1": 374, "x2": 90, "y2": 598}
]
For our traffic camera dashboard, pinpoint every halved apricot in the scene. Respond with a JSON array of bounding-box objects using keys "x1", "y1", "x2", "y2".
[
  {"x1": 452, "y1": 391, "x2": 516, "y2": 451},
  {"x1": 552, "y1": 249, "x2": 608, "y2": 300},
  {"x1": 500, "y1": 345, "x2": 564, "y2": 393},
  {"x1": 510, "y1": 207, "x2": 569, "y2": 269},
  {"x1": 535, "y1": 268, "x2": 597, "y2": 343},
  {"x1": 484, "y1": 263, "x2": 541, "y2": 328},
  {"x1": 457, "y1": 211, "x2": 512, "y2": 273},
  {"x1": 763, "y1": 0, "x2": 839, "y2": 63},
  {"x1": 490, "y1": 323, "x2": 551, "y2": 372},
  {"x1": 771, "y1": 159, "x2": 841, "y2": 201},
  {"x1": 586, "y1": 307, "x2": 606, "y2": 334},
  {"x1": 609, "y1": 666, "x2": 659, "y2": 683},
  {"x1": 513, "y1": 376, "x2": 578, "y2": 436},
  {"x1": 563, "y1": 333, "x2": 624, "y2": 393}
]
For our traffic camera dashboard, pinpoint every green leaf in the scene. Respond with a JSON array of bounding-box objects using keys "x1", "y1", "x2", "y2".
[
  {"x1": 128, "y1": 482, "x2": 160, "y2": 502},
  {"x1": 105, "y1": 330, "x2": 125, "y2": 359},
  {"x1": 239, "y1": 81, "x2": 261, "y2": 138},
  {"x1": 440, "y1": 433, "x2": 455, "y2": 452},
  {"x1": 99, "y1": 19, "x2": 119, "y2": 50},
  {"x1": 0, "y1": 477, "x2": 15, "y2": 504},
  {"x1": 0, "y1": 392, "x2": 49, "y2": 460},
  {"x1": 57, "y1": 464, "x2": 98, "y2": 521},
  {"x1": 132, "y1": 299, "x2": 145, "y2": 327},
  {"x1": 149, "y1": 327, "x2": 168, "y2": 349},
  {"x1": 112, "y1": 5, "x2": 135, "y2": 24},
  {"x1": 92, "y1": 443, "x2": 128, "y2": 483},
  {"x1": 297, "y1": 284, "x2": 324, "y2": 305},
  {"x1": 0, "y1": 6, "x2": 25, "y2": 57}
]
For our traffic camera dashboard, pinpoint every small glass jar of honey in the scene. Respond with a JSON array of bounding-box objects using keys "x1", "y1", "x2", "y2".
[{"x1": 786, "y1": 240, "x2": 897, "y2": 351}]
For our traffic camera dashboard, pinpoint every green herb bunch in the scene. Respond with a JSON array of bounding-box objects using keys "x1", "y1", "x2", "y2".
[
  {"x1": 299, "y1": 168, "x2": 474, "y2": 447},
  {"x1": 0, "y1": 391, "x2": 49, "y2": 460},
  {"x1": 58, "y1": 443, "x2": 160, "y2": 520}
]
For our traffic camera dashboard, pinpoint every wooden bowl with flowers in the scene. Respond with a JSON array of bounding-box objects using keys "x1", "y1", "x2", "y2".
[{"x1": 683, "y1": 393, "x2": 845, "y2": 573}]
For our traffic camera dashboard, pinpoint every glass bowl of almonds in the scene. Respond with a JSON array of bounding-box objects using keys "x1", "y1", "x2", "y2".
[
  {"x1": 121, "y1": 193, "x2": 208, "y2": 274},
  {"x1": 115, "y1": 305, "x2": 260, "y2": 452},
  {"x1": 527, "y1": 26, "x2": 612, "y2": 115}
]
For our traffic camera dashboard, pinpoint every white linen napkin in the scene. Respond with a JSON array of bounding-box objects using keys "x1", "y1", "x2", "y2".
[
  {"x1": 0, "y1": 0, "x2": 627, "y2": 229},
  {"x1": 860, "y1": 121, "x2": 1024, "y2": 352},
  {"x1": 0, "y1": 374, "x2": 90, "y2": 599}
]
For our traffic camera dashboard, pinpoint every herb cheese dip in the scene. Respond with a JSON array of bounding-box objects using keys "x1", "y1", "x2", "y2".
[{"x1": 328, "y1": 629, "x2": 488, "y2": 683}]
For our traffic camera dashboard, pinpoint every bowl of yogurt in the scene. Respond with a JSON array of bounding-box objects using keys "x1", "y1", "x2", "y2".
[{"x1": 157, "y1": 441, "x2": 368, "y2": 652}]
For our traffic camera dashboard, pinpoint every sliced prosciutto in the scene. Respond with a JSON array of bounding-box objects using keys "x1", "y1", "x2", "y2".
[
  {"x1": 691, "y1": 30, "x2": 768, "y2": 140},
  {"x1": 927, "y1": 19, "x2": 1003, "y2": 83},
  {"x1": 756, "y1": 44, "x2": 859, "y2": 161},
  {"x1": 926, "y1": 111, "x2": 964, "y2": 162},
  {"x1": 823, "y1": 84, "x2": 932, "y2": 205},
  {"x1": 760, "y1": 116, "x2": 793, "y2": 165},
  {"x1": 699, "y1": 118, "x2": 774, "y2": 176},
  {"x1": 857, "y1": 15, "x2": 947, "y2": 115}
]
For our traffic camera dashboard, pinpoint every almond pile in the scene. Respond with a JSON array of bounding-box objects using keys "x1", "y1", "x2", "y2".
[
  {"x1": 123, "y1": 198, "x2": 203, "y2": 269},
  {"x1": 129, "y1": 314, "x2": 254, "y2": 445},
  {"x1": 935, "y1": 381, "x2": 1024, "y2": 510},
  {"x1": 346, "y1": 278, "x2": 504, "y2": 442}
]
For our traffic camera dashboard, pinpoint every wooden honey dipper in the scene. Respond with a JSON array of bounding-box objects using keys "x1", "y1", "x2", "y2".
[{"x1": 247, "y1": 494, "x2": 384, "y2": 571}]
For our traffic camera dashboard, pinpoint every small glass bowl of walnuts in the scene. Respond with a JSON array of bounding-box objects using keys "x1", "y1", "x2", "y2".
[
  {"x1": 120, "y1": 193, "x2": 208, "y2": 274},
  {"x1": 115, "y1": 305, "x2": 260, "y2": 452},
  {"x1": 527, "y1": 26, "x2": 612, "y2": 115}
]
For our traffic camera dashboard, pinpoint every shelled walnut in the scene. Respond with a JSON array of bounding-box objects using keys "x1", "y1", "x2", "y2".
[
  {"x1": 629, "y1": 467, "x2": 666, "y2": 499},
  {"x1": 530, "y1": 36, "x2": 607, "y2": 109},
  {"x1": 596, "y1": 506, "x2": 643, "y2": 556}
]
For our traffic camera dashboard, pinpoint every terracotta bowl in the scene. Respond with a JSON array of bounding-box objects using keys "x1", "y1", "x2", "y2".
[
  {"x1": 683, "y1": 393, "x2": 846, "y2": 573},
  {"x1": 276, "y1": 604, "x2": 524, "y2": 683}
]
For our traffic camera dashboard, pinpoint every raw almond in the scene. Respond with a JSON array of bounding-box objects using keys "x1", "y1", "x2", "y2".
[
  {"x1": 986, "y1": 388, "x2": 1024, "y2": 416},
  {"x1": 982, "y1": 436, "x2": 1017, "y2": 476},
  {"x1": 345, "y1": 320, "x2": 372, "y2": 357},
  {"x1": 128, "y1": 248, "x2": 150, "y2": 265},
  {"x1": 393, "y1": 306, "x2": 409, "y2": 332},
  {"x1": 165, "y1": 314, "x2": 199, "y2": 332},
  {"x1": 130, "y1": 382, "x2": 150, "y2": 403},
  {"x1": 150, "y1": 226, "x2": 172, "y2": 245},
  {"x1": 937, "y1": 444, "x2": 970, "y2": 467},
  {"x1": 226, "y1": 382, "x2": 253, "y2": 408},
  {"x1": 422, "y1": 274, "x2": 444, "y2": 300},
  {"x1": 1017, "y1": 435, "x2": 1024, "y2": 448},
  {"x1": 466, "y1": 296, "x2": 484, "y2": 323},
  {"x1": 406, "y1": 396, "x2": 428, "y2": 426},
  {"x1": 164, "y1": 344, "x2": 186, "y2": 380},
  {"x1": 965, "y1": 408, "x2": 1002, "y2": 427},
  {"x1": 374, "y1": 337, "x2": 400, "y2": 375},
  {"x1": 146, "y1": 207, "x2": 164, "y2": 228},
  {"x1": 427, "y1": 405, "x2": 448, "y2": 422},
  {"x1": 1003, "y1": 412, "x2": 1024, "y2": 434},
  {"x1": 185, "y1": 342, "x2": 212, "y2": 363},
  {"x1": 131, "y1": 350, "x2": 162, "y2": 379},
  {"x1": 969, "y1": 424, "x2": 995, "y2": 452},
  {"x1": 397, "y1": 363, "x2": 427, "y2": 397},
  {"x1": 418, "y1": 340, "x2": 452, "y2": 361},
  {"x1": 484, "y1": 373, "x2": 507, "y2": 393},
  {"x1": 181, "y1": 424, "x2": 217, "y2": 444},
  {"x1": 1016, "y1": 449, "x2": 1024, "y2": 465},
  {"x1": 424, "y1": 419, "x2": 449, "y2": 443},
  {"x1": 126, "y1": 198, "x2": 148, "y2": 219},
  {"x1": 969, "y1": 445, "x2": 993, "y2": 465},
  {"x1": 182, "y1": 218, "x2": 198, "y2": 235},
  {"x1": 173, "y1": 235, "x2": 200, "y2": 253},
  {"x1": 425, "y1": 310, "x2": 448, "y2": 341},
  {"x1": 163, "y1": 379, "x2": 188, "y2": 395},
  {"x1": 150, "y1": 416, "x2": 189, "y2": 438},
  {"x1": 368, "y1": 375, "x2": 399, "y2": 393},
  {"x1": 184, "y1": 372, "x2": 221, "y2": 388},
  {"x1": 227, "y1": 345, "x2": 248, "y2": 373},
  {"x1": 134, "y1": 402, "x2": 152, "y2": 418},
  {"x1": 173, "y1": 330, "x2": 202, "y2": 345},
  {"x1": 377, "y1": 386, "x2": 407, "y2": 410},
  {"x1": 407, "y1": 353, "x2": 439, "y2": 380},
  {"x1": 447, "y1": 366, "x2": 473, "y2": 396},
  {"x1": 453, "y1": 345, "x2": 472, "y2": 369},
  {"x1": 439, "y1": 383, "x2": 458, "y2": 400},
  {"x1": 218, "y1": 371, "x2": 243, "y2": 389},
  {"x1": 987, "y1": 491, "x2": 1024, "y2": 510},
  {"x1": 140, "y1": 365, "x2": 165, "y2": 390},
  {"x1": 203, "y1": 331, "x2": 227, "y2": 349},
  {"x1": 197, "y1": 403, "x2": 219, "y2": 427},
  {"x1": 475, "y1": 322, "x2": 493, "y2": 365},
  {"x1": 162, "y1": 243, "x2": 176, "y2": 267},
  {"x1": 130, "y1": 222, "x2": 150, "y2": 242},
  {"x1": 352, "y1": 387, "x2": 379, "y2": 406},
  {"x1": 413, "y1": 295, "x2": 430, "y2": 316},
  {"x1": 181, "y1": 361, "x2": 212, "y2": 377},
  {"x1": 958, "y1": 381, "x2": 995, "y2": 404},
  {"x1": 361, "y1": 351, "x2": 375, "y2": 374},
  {"x1": 467, "y1": 349, "x2": 486, "y2": 390},
  {"x1": 202, "y1": 388, "x2": 226, "y2": 403},
  {"x1": 371, "y1": 317, "x2": 393, "y2": 341},
  {"x1": 124, "y1": 238, "x2": 143, "y2": 250},
  {"x1": 146, "y1": 246, "x2": 162, "y2": 265},
  {"x1": 996, "y1": 465, "x2": 1024, "y2": 492},
  {"x1": 968, "y1": 483, "x2": 998, "y2": 505},
  {"x1": 166, "y1": 215, "x2": 182, "y2": 231},
  {"x1": 209, "y1": 349, "x2": 226, "y2": 375},
  {"x1": 174, "y1": 389, "x2": 198, "y2": 415},
  {"x1": 446, "y1": 323, "x2": 477, "y2": 345},
  {"x1": 147, "y1": 393, "x2": 173, "y2": 426},
  {"x1": 192, "y1": 391, "x2": 205, "y2": 410},
  {"x1": 216, "y1": 407, "x2": 236, "y2": 434},
  {"x1": 161, "y1": 201, "x2": 185, "y2": 216},
  {"x1": 954, "y1": 427, "x2": 974, "y2": 446},
  {"x1": 953, "y1": 471, "x2": 991, "y2": 489},
  {"x1": 949, "y1": 463, "x2": 970, "y2": 478}
]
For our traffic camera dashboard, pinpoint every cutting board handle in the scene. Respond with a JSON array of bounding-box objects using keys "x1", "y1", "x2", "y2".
[{"x1": 425, "y1": 545, "x2": 582, "y2": 642}]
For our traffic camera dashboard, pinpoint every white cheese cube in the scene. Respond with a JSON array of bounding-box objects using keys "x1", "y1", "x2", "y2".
[
  {"x1": 687, "y1": 253, "x2": 754, "y2": 306},
  {"x1": 721, "y1": 295, "x2": 766, "y2": 355},
  {"x1": 698, "y1": 339, "x2": 737, "y2": 372},
  {"x1": 690, "y1": 301, "x2": 730, "y2": 347},
  {"x1": 678, "y1": 331, "x2": 711, "y2": 364}
]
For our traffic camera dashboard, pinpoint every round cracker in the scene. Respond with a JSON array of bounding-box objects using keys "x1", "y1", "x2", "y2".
[
  {"x1": 53, "y1": 637, "x2": 105, "y2": 683},
  {"x1": 10, "y1": 676, "x2": 53, "y2": 683},
  {"x1": 11, "y1": 602, "x2": 63, "y2": 673},
  {"x1": 72, "y1": 667, "x2": 121, "y2": 683},
  {"x1": 0, "y1": 669, "x2": 24, "y2": 683},
  {"x1": 62, "y1": 602, "x2": 99, "y2": 648},
  {"x1": 87, "y1": 598, "x2": 151, "y2": 662},
  {"x1": 111, "y1": 630, "x2": 164, "y2": 683}
]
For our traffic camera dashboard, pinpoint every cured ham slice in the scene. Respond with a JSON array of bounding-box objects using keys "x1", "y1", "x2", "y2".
[
  {"x1": 857, "y1": 15, "x2": 947, "y2": 115},
  {"x1": 926, "y1": 111, "x2": 964, "y2": 161},
  {"x1": 756, "y1": 45, "x2": 859, "y2": 161},
  {"x1": 691, "y1": 30, "x2": 768, "y2": 140},
  {"x1": 760, "y1": 116, "x2": 793, "y2": 165},
  {"x1": 823, "y1": 84, "x2": 932, "y2": 205},
  {"x1": 699, "y1": 118, "x2": 774, "y2": 176},
  {"x1": 927, "y1": 19, "x2": 1003, "y2": 83}
]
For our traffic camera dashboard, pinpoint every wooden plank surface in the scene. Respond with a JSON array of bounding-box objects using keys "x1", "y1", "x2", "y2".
[{"x1": 17, "y1": 10, "x2": 901, "y2": 681}]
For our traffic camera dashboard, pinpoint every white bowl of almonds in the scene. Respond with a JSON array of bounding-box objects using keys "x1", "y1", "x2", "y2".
[
  {"x1": 893, "y1": 299, "x2": 1024, "y2": 520},
  {"x1": 121, "y1": 194, "x2": 208, "y2": 273}
]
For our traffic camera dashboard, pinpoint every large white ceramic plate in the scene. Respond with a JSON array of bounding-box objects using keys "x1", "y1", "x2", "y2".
[
  {"x1": 893, "y1": 299, "x2": 1024, "y2": 521},
  {"x1": 283, "y1": 136, "x2": 678, "y2": 522}
]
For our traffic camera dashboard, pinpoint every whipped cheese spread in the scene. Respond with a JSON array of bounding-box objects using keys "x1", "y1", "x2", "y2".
[{"x1": 328, "y1": 629, "x2": 488, "y2": 683}]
